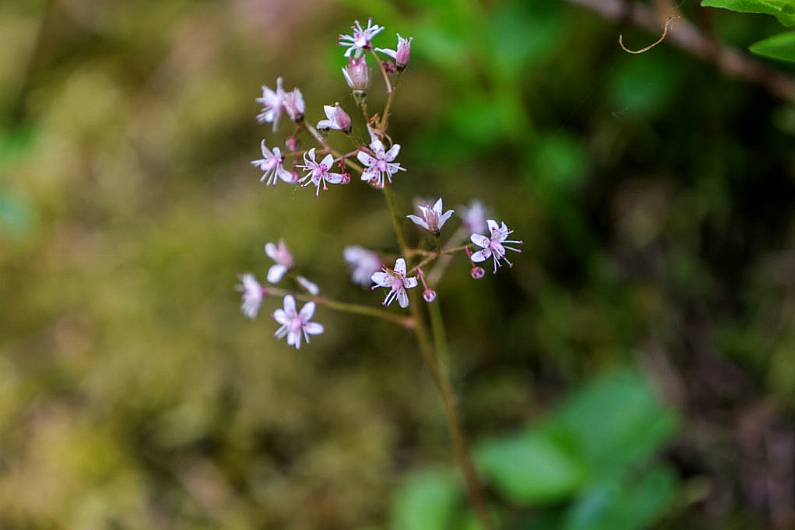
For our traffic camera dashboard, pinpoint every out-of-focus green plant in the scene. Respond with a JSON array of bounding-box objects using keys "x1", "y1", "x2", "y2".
[
  {"x1": 392, "y1": 369, "x2": 679, "y2": 530},
  {"x1": 704, "y1": 0, "x2": 795, "y2": 61}
]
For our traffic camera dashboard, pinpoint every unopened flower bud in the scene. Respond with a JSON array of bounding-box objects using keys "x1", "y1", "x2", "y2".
[
  {"x1": 376, "y1": 34, "x2": 413, "y2": 70},
  {"x1": 471, "y1": 266, "x2": 485, "y2": 280},
  {"x1": 342, "y1": 57, "x2": 370, "y2": 92},
  {"x1": 423, "y1": 288, "x2": 437, "y2": 303},
  {"x1": 285, "y1": 136, "x2": 299, "y2": 152}
]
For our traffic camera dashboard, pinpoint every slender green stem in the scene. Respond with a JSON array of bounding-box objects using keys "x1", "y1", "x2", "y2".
[
  {"x1": 381, "y1": 183, "x2": 494, "y2": 530},
  {"x1": 264, "y1": 286, "x2": 413, "y2": 328},
  {"x1": 303, "y1": 121, "x2": 363, "y2": 173}
]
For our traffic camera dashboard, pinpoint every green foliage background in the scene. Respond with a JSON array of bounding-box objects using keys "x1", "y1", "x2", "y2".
[{"x1": 1, "y1": 0, "x2": 794, "y2": 529}]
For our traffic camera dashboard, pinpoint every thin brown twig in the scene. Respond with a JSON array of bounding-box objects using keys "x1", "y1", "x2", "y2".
[
  {"x1": 619, "y1": 16, "x2": 678, "y2": 54},
  {"x1": 566, "y1": 0, "x2": 795, "y2": 101}
]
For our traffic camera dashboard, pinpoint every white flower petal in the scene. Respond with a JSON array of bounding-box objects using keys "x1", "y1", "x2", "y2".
[
  {"x1": 273, "y1": 309, "x2": 289, "y2": 325},
  {"x1": 265, "y1": 243, "x2": 278, "y2": 260},
  {"x1": 299, "y1": 301, "x2": 315, "y2": 320},
  {"x1": 403, "y1": 277, "x2": 418, "y2": 289},
  {"x1": 325, "y1": 172, "x2": 344, "y2": 184},
  {"x1": 267, "y1": 264, "x2": 287, "y2": 283},
  {"x1": 471, "y1": 249, "x2": 491, "y2": 263},
  {"x1": 371, "y1": 271, "x2": 390, "y2": 286},
  {"x1": 283, "y1": 294, "x2": 296, "y2": 315},
  {"x1": 397, "y1": 289, "x2": 409, "y2": 308},
  {"x1": 407, "y1": 214, "x2": 429, "y2": 231},
  {"x1": 487, "y1": 219, "x2": 499, "y2": 233},
  {"x1": 384, "y1": 143, "x2": 400, "y2": 161},
  {"x1": 471, "y1": 234, "x2": 490, "y2": 248},
  {"x1": 304, "y1": 322, "x2": 324, "y2": 335},
  {"x1": 394, "y1": 258, "x2": 406, "y2": 276},
  {"x1": 357, "y1": 150, "x2": 377, "y2": 167}
]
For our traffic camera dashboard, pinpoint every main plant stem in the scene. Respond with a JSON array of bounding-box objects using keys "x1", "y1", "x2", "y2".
[{"x1": 383, "y1": 183, "x2": 493, "y2": 530}]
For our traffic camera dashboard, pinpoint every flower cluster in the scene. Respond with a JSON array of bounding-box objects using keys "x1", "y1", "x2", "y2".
[{"x1": 238, "y1": 18, "x2": 522, "y2": 350}]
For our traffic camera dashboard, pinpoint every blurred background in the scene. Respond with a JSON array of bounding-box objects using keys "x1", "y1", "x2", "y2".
[{"x1": 2, "y1": 0, "x2": 795, "y2": 528}]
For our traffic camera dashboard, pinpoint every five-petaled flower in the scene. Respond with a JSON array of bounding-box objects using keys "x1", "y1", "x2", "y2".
[
  {"x1": 357, "y1": 136, "x2": 404, "y2": 189},
  {"x1": 339, "y1": 18, "x2": 384, "y2": 57},
  {"x1": 273, "y1": 295, "x2": 324, "y2": 349},
  {"x1": 344, "y1": 245, "x2": 382, "y2": 287},
  {"x1": 461, "y1": 200, "x2": 487, "y2": 235},
  {"x1": 376, "y1": 34, "x2": 412, "y2": 69},
  {"x1": 298, "y1": 148, "x2": 345, "y2": 196},
  {"x1": 252, "y1": 140, "x2": 292, "y2": 186},
  {"x1": 256, "y1": 77, "x2": 285, "y2": 131},
  {"x1": 265, "y1": 239, "x2": 294, "y2": 283},
  {"x1": 407, "y1": 198, "x2": 454, "y2": 235},
  {"x1": 470, "y1": 220, "x2": 523, "y2": 273},
  {"x1": 371, "y1": 257, "x2": 418, "y2": 308},
  {"x1": 237, "y1": 273, "x2": 264, "y2": 319},
  {"x1": 317, "y1": 103, "x2": 352, "y2": 133}
]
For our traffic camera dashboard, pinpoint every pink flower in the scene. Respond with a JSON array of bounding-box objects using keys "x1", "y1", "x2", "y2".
[
  {"x1": 470, "y1": 220, "x2": 523, "y2": 273},
  {"x1": 339, "y1": 19, "x2": 384, "y2": 57},
  {"x1": 357, "y1": 137, "x2": 404, "y2": 189},
  {"x1": 343, "y1": 245, "x2": 382, "y2": 287},
  {"x1": 376, "y1": 34, "x2": 412, "y2": 69},
  {"x1": 265, "y1": 239, "x2": 293, "y2": 283},
  {"x1": 237, "y1": 273, "x2": 264, "y2": 319},
  {"x1": 407, "y1": 198, "x2": 454, "y2": 235},
  {"x1": 317, "y1": 103, "x2": 352, "y2": 133},
  {"x1": 256, "y1": 77, "x2": 286, "y2": 131},
  {"x1": 342, "y1": 57, "x2": 370, "y2": 92},
  {"x1": 371, "y1": 257, "x2": 418, "y2": 308},
  {"x1": 252, "y1": 140, "x2": 292, "y2": 186},
  {"x1": 296, "y1": 275, "x2": 319, "y2": 295},
  {"x1": 297, "y1": 148, "x2": 345, "y2": 196},
  {"x1": 284, "y1": 88, "x2": 305, "y2": 122},
  {"x1": 273, "y1": 295, "x2": 324, "y2": 349},
  {"x1": 461, "y1": 200, "x2": 488, "y2": 235}
]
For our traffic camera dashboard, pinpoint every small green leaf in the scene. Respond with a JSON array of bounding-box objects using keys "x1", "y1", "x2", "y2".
[
  {"x1": 391, "y1": 470, "x2": 460, "y2": 530},
  {"x1": 476, "y1": 431, "x2": 584, "y2": 504},
  {"x1": 750, "y1": 31, "x2": 795, "y2": 61},
  {"x1": 701, "y1": 0, "x2": 795, "y2": 26},
  {"x1": 564, "y1": 466, "x2": 677, "y2": 530}
]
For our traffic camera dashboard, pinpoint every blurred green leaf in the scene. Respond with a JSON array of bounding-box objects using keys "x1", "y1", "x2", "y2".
[
  {"x1": 525, "y1": 132, "x2": 589, "y2": 200},
  {"x1": 391, "y1": 470, "x2": 460, "y2": 530},
  {"x1": 476, "y1": 431, "x2": 584, "y2": 504},
  {"x1": 702, "y1": 0, "x2": 795, "y2": 26},
  {"x1": 563, "y1": 465, "x2": 677, "y2": 530},
  {"x1": 607, "y1": 55, "x2": 678, "y2": 117},
  {"x1": 750, "y1": 31, "x2": 795, "y2": 61},
  {"x1": 545, "y1": 369, "x2": 679, "y2": 479}
]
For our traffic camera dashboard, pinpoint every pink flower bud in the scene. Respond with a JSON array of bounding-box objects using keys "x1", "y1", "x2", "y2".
[
  {"x1": 317, "y1": 103, "x2": 352, "y2": 133},
  {"x1": 395, "y1": 35, "x2": 412, "y2": 68},
  {"x1": 285, "y1": 136, "x2": 299, "y2": 152},
  {"x1": 423, "y1": 289, "x2": 437, "y2": 303},
  {"x1": 342, "y1": 57, "x2": 370, "y2": 92},
  {"x1": 471, "y1": 266, "x2": 485, "y2": 280}
]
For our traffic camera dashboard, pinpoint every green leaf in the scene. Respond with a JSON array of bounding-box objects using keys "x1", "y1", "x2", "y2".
[
  {"x1": 750, "y1": 31, "x2": 795, "y2": 61},
  {"x1": 391, "y1": 470, "x2": 460, "y2": 530},
  {"x1": 544, "y1": 369, "x2": 679, "y2": 479},
  {"x1": 701, "y1": 0, "x2": 795, "y2": 26},
  {"x1": 475, "y1": 431, "x2": 584, "y2": 504},
  {"x1": 564, "y1": 466, "x2": 677, "y2": 530}
]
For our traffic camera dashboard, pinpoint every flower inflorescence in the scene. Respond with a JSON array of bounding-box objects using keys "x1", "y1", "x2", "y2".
[{"x1": 238, "y1": 18, "x2": 522, "y2": 348}]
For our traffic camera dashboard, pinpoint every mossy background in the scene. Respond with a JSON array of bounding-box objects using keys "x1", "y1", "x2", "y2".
[{"x1": 1, "y1": 0, "x2": 794, "y2": 529}]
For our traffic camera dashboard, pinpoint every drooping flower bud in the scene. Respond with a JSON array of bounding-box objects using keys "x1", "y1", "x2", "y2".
[
  {"x1": 376, "y1": 34, "x2": 413, "y2": 70},
  {"x1": 317, "y1": 103, "x2": 352, "y2": 134},
  {"x1": 342, "y1": 57, "x2": 370, "y2": 95},
  {"x1": 423, "y1": 288, "x2": 437, "y2": 303},
  {"x1": 471, "y1": 266, "x2": 485, "y2": 280},
  {"x1": 284, "y1": 88, "x2": 305, "y2": 123},
  {"x1": 285, "y1": 136, "x2": 299, "y2": 152}
]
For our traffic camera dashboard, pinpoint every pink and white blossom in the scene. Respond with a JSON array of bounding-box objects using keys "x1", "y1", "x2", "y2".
[
  {"x1": 342, "y1": 57, "x2": 370, "y2": 92},
  {"x1": 317, "y1": 103, "x2": 352, "y2": 133},
  {"x1": 256, "y1": 77, "x2": 286, "y2": 131},
  {"x1": 283, "y1": 88, "x2": 305, "y2": 122},
  {"x1": 357, "y1": 137, "x2": 404, "y2": 189},
  {"x1": 237, "y1": 273, "x2": 264, "y2": 319},
  {"x1": 339, "y1": 19, "x2": 384, "y2": 57},
  {"x1": 461, "y1": 200, "x2": 488, "y2": 235},
  {"x1": 343, "y1": 245, "x2": 382, "y2": 287},
  {"x1": 296, "y1": 275, "x2": 320, "y2": 296},
  {"x1": 273, "y1": 295, "x2": 324, "y2": 349},
  {"x1": 252, "y1": 140, "x2": 292, "y2": 186},
  {"x1": 371, "y1": 257, "x2": 418, "y2": 308},
  {"x1": 470, "y1": 220, "x2": 523, "y2": 273},
  {"x1": 298, "y1": 148, "x2": 345, "y2": 196},
  {"x1": 407, "y1": 198, "x2": 454, "y2": 235},
  {"x1": 376, "y1": 34, "x2": 412, "y2": 69},
  {"x1": 265, "y1": 239, "x2": 294, "y2": 283}
]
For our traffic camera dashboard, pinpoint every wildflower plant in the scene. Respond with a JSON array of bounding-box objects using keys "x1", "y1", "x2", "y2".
[{"x1": 238, "y1": 18, "x2": 524, "y2": 530}]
